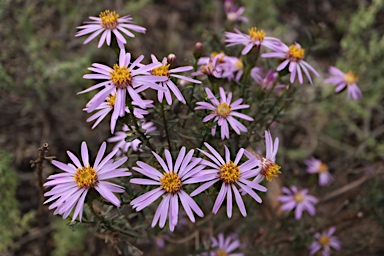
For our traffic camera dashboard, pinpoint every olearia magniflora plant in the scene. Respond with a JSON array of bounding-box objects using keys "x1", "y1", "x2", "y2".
[{"x1": 39, "y1": 4, "x2": 365, "y2": 254}]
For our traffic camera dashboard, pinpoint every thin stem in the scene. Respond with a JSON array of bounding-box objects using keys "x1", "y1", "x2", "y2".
[
  {"x1": 126, "y1": 100, "x2": 156, "y2": 152},
  {"x1": 196, "y1": 129, "x2": 208, "y2": 157},
  {"x1": 253, "y1": 73, "x2": 282, "y2": 123},
  {"x1": 182, "y1": 85, "x2": 196, "y2": 128},
  {"x1": 161, "y1": 102, "x2": 172, "y2": 152}
]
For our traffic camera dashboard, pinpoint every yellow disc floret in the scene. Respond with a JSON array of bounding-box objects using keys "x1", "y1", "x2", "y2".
[
  {"x1": 294, "y1": 192, "x2": 305, "y2": 203},
  {"x1": 235, "y1": 59, "x2": 243, "y2": 70},
  {"x1": 215, "y1": 249, "x2": 228, "y2": 256},
  {"x1": 319, "y1": 235, "x2": 331, "y2": 247},
  {"x1": 160, "y1": 172, "x2": 182, "y2": 193},
  {"x1": 260, "y1": 159, "x2": 281, "y2": 182},
  {"x1": 99, "y1": 10, "x2": 119, "y2": 29},
  {"x1": 110, "y1": 64, "x2": 132, "y2": 89},
  {"x1": 220, "y1": 161, "x2": 240, "y2": 184},
  {"x1": 74, "y1": 164, "x2": 98, "y2": 188},
  {"x1": 216, "y1": 103, "x2": 231, "y2": 118},
  {"x1": 343, "y1": 70, "x2": 358, "y2": 85},
  {"x1": 288, "y1": 45, "x2": 305, "y2": 61},
  {"x1": 318, "y1": 163, "x2": 329, "y2": 173},
  {"x1": 106, "y1": 94, "x2": 116, "y2": 107},
  {"x1": 211, "y1": 51, "x2": 226, "y2": 63},
  {"x1": 151, "y1": 63, "x2": 170, "y2": 77},
  {"x1": 248, "y1": 27, "x2": 266, "y2": 42}
]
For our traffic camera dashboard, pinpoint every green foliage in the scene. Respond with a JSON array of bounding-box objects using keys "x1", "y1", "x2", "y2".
[
  {"x1": 52, "y1": 219, "x2": 88, "y2": 256},
  {"x1": 0, "y1": 149, "x2": 34, "y2": 252}
]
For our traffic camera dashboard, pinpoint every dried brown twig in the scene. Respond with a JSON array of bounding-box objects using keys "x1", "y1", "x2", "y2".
[{"x1": 29, "y1": 143, "x2": 55, "y2": 216}]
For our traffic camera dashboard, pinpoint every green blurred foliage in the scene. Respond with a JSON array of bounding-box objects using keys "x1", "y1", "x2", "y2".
[
  {"x1": 0, "y1": 149, "x2": 34, "y2": 252},
  {"x1": 52, "y1": 219, "x2": 88, "y2": 256}
]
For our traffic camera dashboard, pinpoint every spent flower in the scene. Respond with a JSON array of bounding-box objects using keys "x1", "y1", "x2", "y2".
[
  {"x1": 251, "y1": 67, "x2": 286, "y2": 90},
  {"x1": 107, "y1": 122, "x2": 156, "y2": 156}
]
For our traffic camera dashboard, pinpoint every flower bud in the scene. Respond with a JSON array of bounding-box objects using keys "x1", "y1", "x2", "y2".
[{"x1": 193, "y1": 42, "x2": 203, "y2": 59}]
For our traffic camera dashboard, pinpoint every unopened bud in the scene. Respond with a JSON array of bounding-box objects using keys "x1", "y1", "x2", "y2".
[
  {"x1": 167, "y1": 53, "x2": 176, "y2": 64},
  {"x1": 194, "y1": 42, "x2": 203, "y2": 59}
]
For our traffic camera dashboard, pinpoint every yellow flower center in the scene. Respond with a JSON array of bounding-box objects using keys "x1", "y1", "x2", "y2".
[
  {"x1": 288, "y1": 45, "x2": 305, "y2": 60},
  {"x1": 99, "y1": 10, "x2": 119, "y2": 29},
  {"x1": 151, "y1": 63, "x2": 170, "y2": 77},
  {"x1": 160, "y1": 172, "x2": 182, "y2": 193},
  {"x1": 201, "y1": 65, "x2": 212, "y2": 74},
  {"x1": 106, "y1": 94, "x2": 116, "y2": 107},
  {"x1": 110, "y1": 64, "x2": 132, "y2": 89},
  {"x1": 248, "y1": 27, "x2": 266, "y2": 42},
  {"x1": 74, "y1": 164, "x2": 98, "y2": 188},
  {"x1": 294, "y1": 192, "x2": 305, "y2": 203},
  {"x1": 220, "y1": 161, "x2": 240, "y2": 184},
  {"x1": 260, "y1": 159, "x2": 281, "y2": 182},
  {"x1": 235, "y1": 59, "x2": 243, "y2": 69},
  {"x1": 215, "y1": 249, "x2": 228, "y2": 256},
  {"x1": 319, "y1": 235, "x2": 331, "y2": 247},
  {"x1": 343, "y1": 70, "x2": 358, "y2": 85},
  {"x1": 216, "y1": 103, "x2": 231, "y2": 118},
  {"x1": 318, "y1": 163, "x2": 329, "y2": 173},
  {"x1": 211, "y1": 51, "x2": 226, "y2": 63}
]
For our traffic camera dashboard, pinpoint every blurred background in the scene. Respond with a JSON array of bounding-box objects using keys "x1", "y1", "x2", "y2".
[{"x1": 0, "y1": 0, "x2": 383, "y2": 255}]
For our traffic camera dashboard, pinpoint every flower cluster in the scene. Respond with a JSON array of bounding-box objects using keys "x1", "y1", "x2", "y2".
[{"x1": 40, "y1": 3, "x2": 358, "y2": 255}]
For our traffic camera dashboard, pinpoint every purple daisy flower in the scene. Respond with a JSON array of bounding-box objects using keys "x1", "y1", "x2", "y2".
[
  {"x1": 261, "y1": 42, "x2": 320, "y2": 84},
  {"x1": 192, "y1": 53, "x2": 227, "y2": 78},
  {"x1": 79, "y1": 48, "x2": 167, "y2": 111},
  {"x1": 225, "y1": 27, "x2": 282, "y2": 55},
  {"x1": 195, "y1": 87, "x2": 254, "y2": 140},
  {"x1": 190, "y1": 143, "x2": 265, "y2": 218},
  {"x1": 305, "y1": 157, "x2": 334, "y2": 186},
  {"x1": 150, "y1": 54, "x2": 201, "y2": 105},
  {"x1": 309, "y1": 227, "x2": 341, "y2": 256},
  {"x1": 130, "y1": 147, "x2": 205, "y2": 231},
  {"x1": 194, "y1": 52, "x2": 243, "y2": 81},
  {"x1": 44, "y1": 142, "x2": 131, "y2": 222},
  {"x1": 107, "y1": 122, "x2": 156, "y2": 156},
  {"x1": 84, "y1": 91, "x2": 153, "y2": 134},
  {"x1": 277, "y1": 185, "x2": 318, "y2": 220},
  {"x1": 324, "y1": 66, "x2": 363, "y2": 101},
  {"x1": 251, "y1": 67, "x2": 286, "y2": 90},
  {"x1": 75, "y1": 10, "x2": 146, "y2": 48},
  {"x1": 200, "y1": 233, "x2": 244, "y2": 256},
  {"x1": 224, "y1": 0, "x2": 248, "y2": 24},
  {"x1": 245, "y1": 130, "x2": 281, "y2": 183},
  {"x1": 221, "y1": 56, "x2": 244, "y2": 81}
]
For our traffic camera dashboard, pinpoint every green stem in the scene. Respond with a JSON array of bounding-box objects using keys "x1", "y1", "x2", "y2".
[
  {"x1": 161, "y1": 102, "x2": 172, "y2": 152},
  {"x1": 253, "y1": 73, "x2": 282, "y2": 123},
  {"x1": 126, "y1": 100, "x2": 156, "y2": 152},
  {"x1": 182, "y1": 85, "x2": 196, "y2": 128},
  {"x1": 241, "y1": 46, "x2": 260, "y2": 99},
  {"x1": 196, "y1": 129, "x2": 208, "y2": 157},
  {"x1": 87, "y1": 200, "x2": 102, "y2": 221}
]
